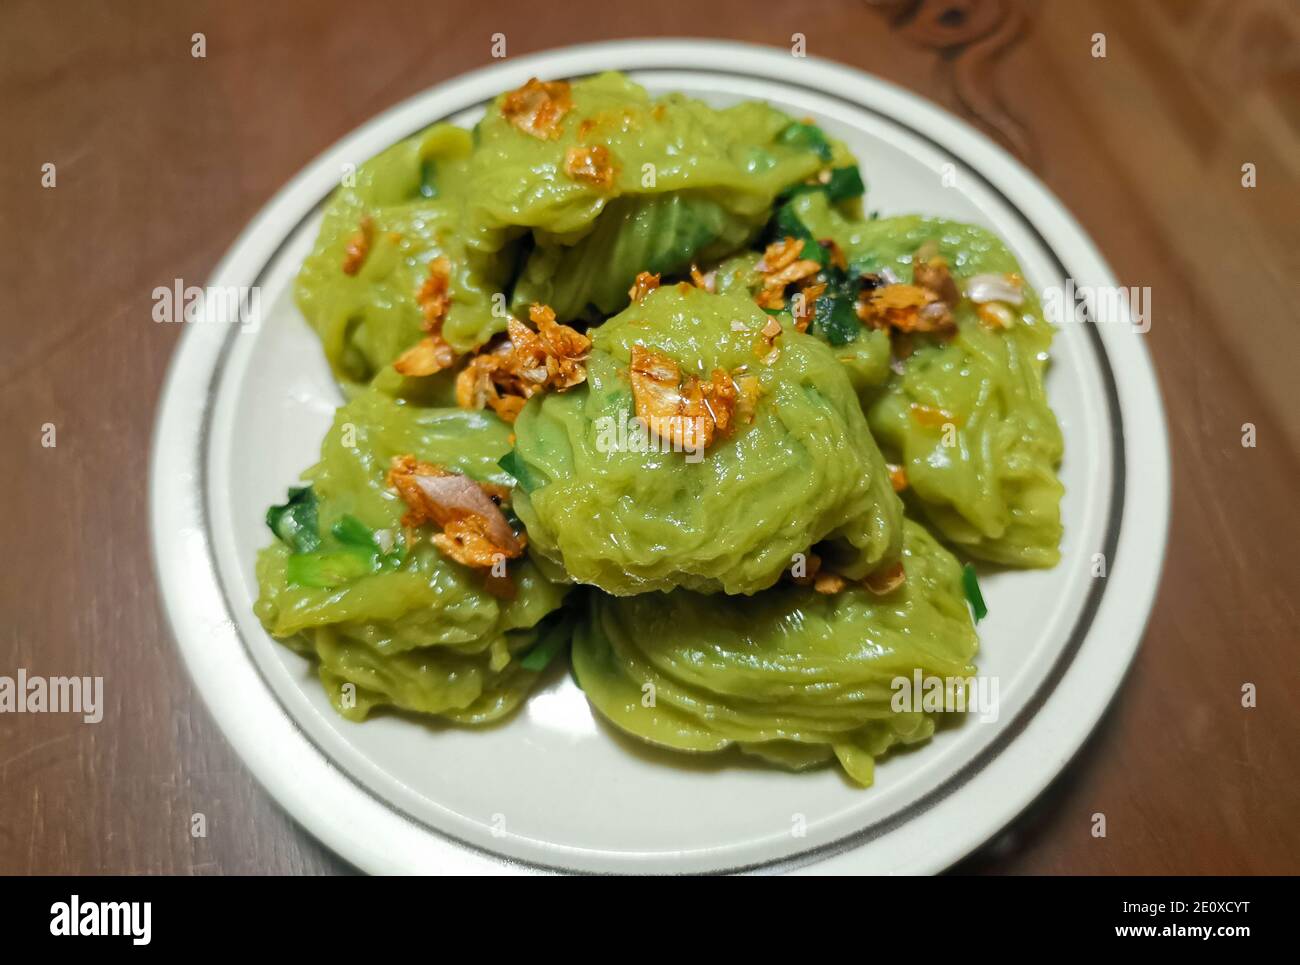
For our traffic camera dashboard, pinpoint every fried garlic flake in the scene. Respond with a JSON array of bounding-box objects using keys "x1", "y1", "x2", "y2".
[
  {"x1": 628, "y1": 271, "x2": 661, "y2": 302},
  {"x1": 528, "y1": 304, "x2": 591, "y2": 389},
  {"x1": 792, "y1": 281, "x2": 825, "y2": 333},
  {"x1": 823, "y1": 239, "x2": 848, "y2": 271},
  {"x1": 386, "y1": 455, "x2": 524, "y2": 571},
  {"x1": 454, "y1": 305, "x2": 590, "y2": 423},
  {"x1": 501, "y1": 77, "x2": 572, "y2": 139},
  {"x1": 887, "y1": 462, "x2": 909, "y2": 493},
  {"x1": 863, "y1": 560, "x2": 906, "y2": 595},
  {"x1": 733, "y1": 374, "x2": 762, "y2": 426},
  {"x1": 416, "y1": 256, "x2": 453, "y2": 330},
  {"x1": 564, "y1": 144, "x2": 618, "y2": 189},
  {"x1": 813, "y1": 571, "x2": 848, "y2": 595},
  {"x1": 913, "y1": 253, "x2": 959, "y2": 306},
  {"x1": 857, "y1": 283, "x2": 954, "y2": 333},
  {"x1": 756, "y1": 236, "x2": 821, "y2": 311},
  {"x1": 689, "y1": 264, "x2": 716, "y2": 293},
  {"x1": 341, "y1": 215, "x2": 373, "y2": 275},
  {"x1": 754, "y1": 315, "x2": 783, "y2": 363},
  {"x1": 758, "y1": 236, "x2": 805, "y2": 273},
  {"x1": 394, "y1": 334, "x2": 457, "y2": 377},
  {"x1": 629, "y1": 345, "x2": 739, "y2": 454},
  {"x1": 455, "y1": 352, "x2": 503, "y2": 411}
]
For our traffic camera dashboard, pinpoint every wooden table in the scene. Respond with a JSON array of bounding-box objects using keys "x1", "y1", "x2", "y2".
[{"x1": 2, "y1": 0, "x2": 1296, "y2": 874}]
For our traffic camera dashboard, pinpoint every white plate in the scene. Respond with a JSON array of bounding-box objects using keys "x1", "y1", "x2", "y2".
[{"x1": 150, "y1": 40, "x2": 1170, "y2": 874}]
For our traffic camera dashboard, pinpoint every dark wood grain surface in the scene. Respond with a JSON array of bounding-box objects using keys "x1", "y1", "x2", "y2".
[{"x1": 2, "y1": 0, "x2": 1296, "y2": 875}]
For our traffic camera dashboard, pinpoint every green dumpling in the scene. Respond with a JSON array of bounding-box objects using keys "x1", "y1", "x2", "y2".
[
  {"x1": 254, "y1": 385, "x2": 570, "y2": 723},
  {"x1": 779, "y1": 194, "x2": 1065, "y2": 566},
  {"x1": 468, "y1": 71, "x2": 845, "y2": 321},
  {"x1": 294, "y1": 123, "x2": 517, "y2": 386},
  {"x1": 572, "y1": 520, "x2": 980, "y2": 786},
  {"x1": 506, "y1": 285, "x2": 903, "y2": 595}
]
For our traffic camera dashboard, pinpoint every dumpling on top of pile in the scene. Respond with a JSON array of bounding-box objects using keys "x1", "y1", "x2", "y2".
[
  {"x1": 505, "y1": 284, "x2": 904, "y2": 596},
  {"x1": 468, "y1": 71, "x2": 851, "y2": 324}
]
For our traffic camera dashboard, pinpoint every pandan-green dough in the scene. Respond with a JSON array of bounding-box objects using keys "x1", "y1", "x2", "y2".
[
  {"x1": 294, "y1": 124, "x2": 517, "y2": 386},
  {"x1": 258, "y1": 71, "x2": 1069, "y2": 779},
  {"x1": 508, "y1": 285, "x2": 903, "y2": 595},
  {"x1": 467, "y1": 71, "x2": 844, "y2": 322},
  {"x1": 254, "y1": 384, "x2": 569, "y2": 722},
  {"x1": 572, "y1": 520, "x2": 979, "y2": 785},
  {"x1": 766, "y1": 193, "x2": 1065, "y2": 565}
]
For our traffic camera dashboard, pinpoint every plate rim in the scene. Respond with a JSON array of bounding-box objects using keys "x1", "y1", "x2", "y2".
[{"x1": 150, "y1": 38, "x2": 1170, "y2": 874}]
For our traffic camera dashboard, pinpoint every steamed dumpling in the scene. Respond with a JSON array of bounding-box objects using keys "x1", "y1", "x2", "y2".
[
  {"x1": 294, "y1": 124, "x2": 517, "y2": 386},
  {"x1": 762, "y1": 193, "x2": 1065, "y2": 566},
  {"x1": 506, "y1": 285, "x2": 903, "y2": 595},
  {"x1": 468, "y1": 71, "x2": 843, "y2": 321},
  {"x1": 254, "y1": 385, "x2": 569, "y2": 723},
  {"x1": 572, "y1": 520, "x2": 979, "y2": 785}
]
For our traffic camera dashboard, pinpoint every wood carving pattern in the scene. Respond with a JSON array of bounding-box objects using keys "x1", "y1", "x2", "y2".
[{"x1": 866, "y1": 0, "x2": 1037, "y2": 165}]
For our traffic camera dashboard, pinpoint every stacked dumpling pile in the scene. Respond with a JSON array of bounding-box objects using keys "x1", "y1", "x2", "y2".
[{"x1": 255, "y1": 72, "x2": 1062, "y2": 785}]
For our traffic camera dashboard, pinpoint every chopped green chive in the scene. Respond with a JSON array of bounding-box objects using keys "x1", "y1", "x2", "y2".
[
  {"x1": 497, "y1": 449, "x2": 538, "y2": 494},
  {"x1": 286, "y1": 547, "x2": 378, "y2": 588},
  {"x1": 814, "y1": 288, "x2": 860, "y2": 346},
  {"x1": 519, "y1": 616, "x2": 571, "y2": 672},
  {"x1": 331, "y1": 514, "x2": 377, "y2": 549},
  {"x1": 782, "y1": 165, "x2": 865, "y2": 203},
  {"x1": 778, "y1": 121, "x2": 833, "y2": 162},
  {"x1": 962, "y1": 563, "x2": 988, "y2": 622},
  {"x1": 266, "y1": 486, "x2": 320, "y2": 553},
  {"x1": 417, "y1": 158, "x2": 438, "y2": 199}
]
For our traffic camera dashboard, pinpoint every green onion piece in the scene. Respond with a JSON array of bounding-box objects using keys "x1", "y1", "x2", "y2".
[
  {"x1": 286, "y1": 547, "x2": 378, "y2": 588},
  {"x1": 823, "y1": 165, "x2": 865, "y2": 201},
  {"x1": 814, "y1": 289, "x2": 861, "y2": 346},
  {"x1": 497, "y1": 450, "x2": 538, "y2": 494},
  {"x1": 768, "y1": 203, "x2": 829, "y2": 268},
  {"x1": 782, "y1": 165, "x2": 865, "y2": 203},
  {"x1": 519, "y1": 616, "x2": 571, "y2": 672},
  {"x1": 331, "y1": 514, "x2": 377, "y2": 549},
  {"x1": 266, "y1": 486, "x2": 320, "y2": 553},
  {"x1": 801, "y1": 263, "x2": 862, "y2": 347},
  {"x1": 417, "y1": 158, "x2": 437, "y2": 199},
  {"x1": 778, "y1": 121, "x2": 833, "y2": 161},
  {"x1": 962, "y1": 563, "x2": 988, "y2": 622}
]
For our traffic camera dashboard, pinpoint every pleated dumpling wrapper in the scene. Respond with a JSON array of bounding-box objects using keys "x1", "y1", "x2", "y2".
[
  {"x1": 506, "y1": 285, "x2": 904, "y2": 595},
  {"x1": 255, "y1": 385, "x2": 569, "y2": 723},
  {"x1": 468, "y1": 71, "x2": 848, "y2": 322},
  {"x1": 294, "y1": 124, "x2": 517, "y2": 386},
  {"x1": 572, "y1": 520, "x2": 980, "y2": 786},
  {"x1": 791, "y1": 194, "x2": 1064, "y2": 566}
]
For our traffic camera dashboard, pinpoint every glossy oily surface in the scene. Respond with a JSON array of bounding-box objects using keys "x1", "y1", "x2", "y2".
[{"x1": 512, "y1": 285, "x2": 902, "y2": 595}]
